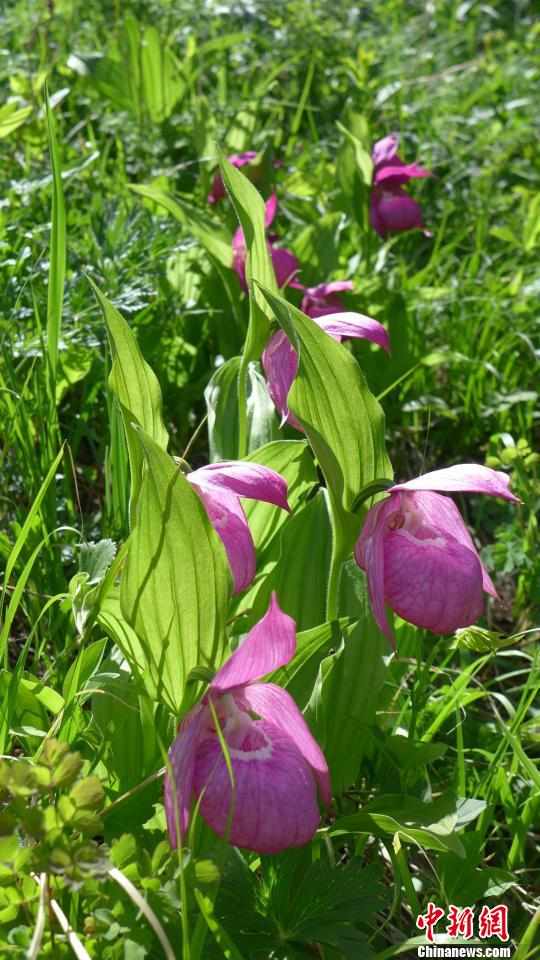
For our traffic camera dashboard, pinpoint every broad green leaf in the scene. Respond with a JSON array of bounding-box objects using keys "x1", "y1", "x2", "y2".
[
  {"x1": 78, "y1": 539, "x2": 117, "y2": 585},
  {"x1": 0, "y1": 102, "x2": 32, "y2": 138},
  {"x1": 271, "y1": 617, "x2": 356, "y2": 709},
  {"x1": 337, "y1": 121, "x2": 373, "y2": 186},
  {"x1": 62, "y1": 638, "x2": 108, "y2": 702},
  {"x1": 218, "y1": 153, "x2": 277, "y2": 360},
  {"x1": 204, "y1": 357, "x2": 279, "y2": 462},
  {"x1": 237, "y1": 490, "x2": 332, "y2": 631},
  {"x1": 120, "y1": 429, "x2": 231, "y2": 713},
  {"x1": 129, "y1": 184, "x2": 232, "y2": 267},
  {"x1": 95, "y1": 285, "x2": 168, "y2": 450},
  {"x1": 257, "y1": 286, "x2": 391, "y2": 548},
  {"x1": 92, "y1": 282, "x2": 168, "y2": 519},
  {"x1": 305, "y1": 563, "x2": 388, "y2": 794},
  {"x1": 92, "y1": 661, "x2": 161, "y2": 791},
  {"x1": 240, "y1": 440, "x2": 317, "y2": 558},
  {"x1": 19, "y1": 678, "x2": 64, "y2": 715},
  {"x1": 98, "y1": 589, "x2": 150, "y2": 688},
  {"x1": 141, "y1": 26, "x2": 185, "y2": 122}
]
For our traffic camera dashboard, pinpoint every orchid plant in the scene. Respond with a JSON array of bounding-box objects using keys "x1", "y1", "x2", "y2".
[{"x1": 93, "y1": 140, "x2": 521, "y2": 956}]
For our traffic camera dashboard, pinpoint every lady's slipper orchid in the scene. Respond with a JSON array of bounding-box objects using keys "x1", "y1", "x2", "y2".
[
  {"x1": 261, "y1": 312, "x2": 390, "y2": 429},
  {"x1": 188, "y1": 461, "x2": 289, "y2": 593},
  {"x1": 301, "y1": 280, "x2": 354, "y2": 318},
  {"x1": 232, "y1": 193, "x2": 300, "y2": 291},
  {"x1": 164, "y1": 594, "x2": 331, "y2": 854},
  {"x1": 370, "y1": 133, "x2": 431, "y2": 238},
  {"x1": 354, "y1": 464, "x2": 520, "y2": 639},
  {"x1": 208, "y1": 151, "x2": 258, "y2": 205}
]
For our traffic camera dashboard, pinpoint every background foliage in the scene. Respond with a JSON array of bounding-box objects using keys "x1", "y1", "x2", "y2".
[{"x1": 0, "y1": 0, "x2": 538, "y2": 957}]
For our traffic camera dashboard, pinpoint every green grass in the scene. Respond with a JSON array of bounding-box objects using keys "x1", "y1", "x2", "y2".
[{"x1": 0, "y1": 0, "x2": 538, "y2": 957}]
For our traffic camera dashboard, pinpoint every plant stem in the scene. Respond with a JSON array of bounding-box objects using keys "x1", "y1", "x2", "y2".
[
  {"x1": 325, "y1": 492, "x2": 345, "y2": 621},
  {"x1": 237, "y1": 355, "x2": 249, "y2": 458}
]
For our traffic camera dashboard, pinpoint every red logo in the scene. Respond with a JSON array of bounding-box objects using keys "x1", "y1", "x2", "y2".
[{"x1": 416, "y1": 902, "x2": 509, "y2": 942}]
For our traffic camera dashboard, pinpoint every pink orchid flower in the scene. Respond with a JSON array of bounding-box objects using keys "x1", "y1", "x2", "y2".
[
  {"x1": 261, "y1": 312, "x2": 390, "y2": 429},
  {"x1": 232, "y1": 193, "x2": 300, "y2": 291},
  {"x1": 208, "y1": 151, "x2": 258, "y2": 205},
  {"x1": 370, "y1": 133, "x2": 431, "y2": 238},
  {"x1": 354, "y1": 465, "x2": 520, "y2": 640},
  {"x1": 188, "y1": 461, "x2": 289, "y2": 593},
  {"x1": 301, "y1": 280, "x2": 354, "y2": 319},
  {"x1": 164, "y1": 594, "x2": 331, "y2": 854}
]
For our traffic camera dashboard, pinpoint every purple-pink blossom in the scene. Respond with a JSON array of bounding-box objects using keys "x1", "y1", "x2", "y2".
[
  {"x1": 301, "y1": 281, "x2": 354, "y2": 318},
  {"x1": 262, "y1": 312, "x2": 390, "y2": 429},
  {"x1": 232, "y1": 194, "x2": 300, "y2": 291},
  {"x1": 354, "y1": 464, "x2": 520, "y2": 640},
  {"x1": 164, "y1": 594, "x2": 331, "y2": 854},
  {"x1": 188, "y1": 460, "x2": 289, "y2": 593},
  {"x1": 370, "y1": 133, "x2": 431, "y2": 238},
  {"x1": 208, "y1": 151, "x2": 258, "y2": 205}
]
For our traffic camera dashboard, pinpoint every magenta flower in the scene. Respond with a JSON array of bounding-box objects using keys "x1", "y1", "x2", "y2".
[
  {"x1": 354, "y1": 465, "x2": 520, "y2": 640},
  {"x1": 164, "y1": 594, "x2": 331, "y2": 854},
  {"x1": 232, "y1": 193, "x2": 300, "y2": 291},
  {"x1": 188, "y1": 461, "x2": 289, "y2": 593},
  {"x1": 208, "y1": 151, "x2": 258, "y2": 205},
  {"x1": 261, "y1": 312, "x2": 390, "y2": 429},
  {"x1": 370, "y1": 133, "x2": 431, "y2": 238},
  {"x1": 301, "y1": 280, "x2": 354, "y2": 319}
]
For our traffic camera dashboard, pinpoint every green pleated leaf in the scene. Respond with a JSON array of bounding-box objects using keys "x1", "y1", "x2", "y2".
[
  {"x1": 271, "y1": 617, "x2": 356, "y2": 710},
  {"x1": 120, "y1": 429, "x2": 231, "y2": 713},
  {"x1": 238, "y1": 490, "x2": 332, "y2": 631},
  {"x1": 256, "y1": 285, "x2": 392, "y2": 548},
  {"x1": 218, "y1": 152, "x2": 277, "y2": 360},
  {"x1": 129, "y1": 183, "x2": 233, "y2": 267},
  {"x1": 305, "y1": 563, "x2": 388, "y2": 796},
  {"x1": 91, "y1": 282, "x2": 169, "y2": 520},
  {"x1": 204, "y1": 357, "x2": 279, "y2": 462},
  {"x1": 240, "y1": 440, "x2": 317, "y2": 558}
]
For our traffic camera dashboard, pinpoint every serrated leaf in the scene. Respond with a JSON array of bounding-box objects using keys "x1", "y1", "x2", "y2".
[
  {"x1": 79, "y1": 539, "x2": 117, "y2": 585},
  {"x1": 120, "y1": 429, "x2": 231, "y2": 712}
]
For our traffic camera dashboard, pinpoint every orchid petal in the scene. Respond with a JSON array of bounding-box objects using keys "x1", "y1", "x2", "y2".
[
  {"x1": 315, "y1": 311, "x2": 390, "y2": 353},
  {"x1": 354, "y1": 497, "x2": 396, "y2": 641},
  {"x1": 208, "y1": 152, "x2": 258, "y2": 205},
  {"x1": 301, "y1": 281, "x2": 353, "y2": 318},
  {"x1": 374, "y1": 161, "x2": 431, "y2": 186},
  {"x1": 164, "y1": 705, "x2": 208, "y2": 847},
  {"x1": 390, "y1": 464, "x2": 519, "y2": 503},
  {"x1": 370, "y1": 187, "x2": 425, "y2": 237},
  {"x1": 193, "y1": 718, "x2": 320, "y2": 854},
  {"x1": 211, "y1": 593, "x2": 296, "y2": 692},
  {"x1": 188, "y1": 481, "x2": 254, "y2": 593},
  {"x1": 271, "y1": 245, "x2": 300, "y2": 287},
  {"x1": 372, "y1": 133, "x2": 399, "y2": 166},
  {"x1": 264, "y1": 193, "x2": 278, "y2": 228},
  {"x1": 261, "y1": 329, "x2": 299, "y2": 425},
  {"x1": 383, "y1": 524, "x2": 485, "y2": 635},
  {"x1": 189, "y1": 461, "x2": 289, "y2": 511},
  {"x1": 241, "y1": 682, "x2": 331, "y2": 805}
]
